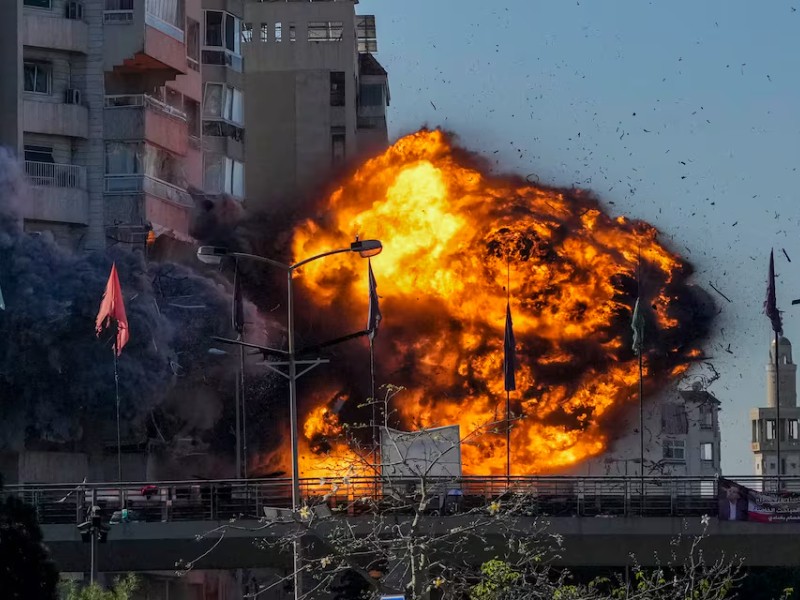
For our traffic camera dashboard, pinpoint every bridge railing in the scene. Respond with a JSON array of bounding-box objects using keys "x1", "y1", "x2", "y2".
[{"x1": 3, "y1": 476, "x2": 795, "y2": 525}]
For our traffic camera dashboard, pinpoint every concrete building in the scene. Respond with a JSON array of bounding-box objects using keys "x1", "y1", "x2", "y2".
[
  {"x1": 751, "y1": 336, "x2": 800, "y2": 476},
  {"x1": 200, "y1": 0, "x2": 246, "y2": 202},
  {"x1": 567, "y1": 384, "x2": 723, "y2": 477},
  {"x1": 242, "y1": 0, "x2": 389, "y2": 215},
  {"x1": 0, "y1": 0, "x2": 203, "y2": 250}
]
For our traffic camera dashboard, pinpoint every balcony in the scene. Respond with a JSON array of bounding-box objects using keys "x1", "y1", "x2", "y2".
[
  {"x1": 105, "y1": 174, "x2": 192, "y2": 239},
  {"x1": 104, "y1": 94, "x2": 188, "y2": 155},
  {"x1": 23, "y1": 161, "x2": 89, "y2": 225},
  {"x1": 103, "y1": 0, "x2": 188, "y2": 81},
  {"x1": 23, "y1": 100, "x2": 88, "y2": 139},
  {"x1": 23, "y1": 11, "x2": 88, "y2": 54}
]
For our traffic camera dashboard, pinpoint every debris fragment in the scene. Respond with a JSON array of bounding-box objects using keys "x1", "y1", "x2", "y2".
[{"x1": 708, "y1": 282, "x2": 732, "y2": 303}]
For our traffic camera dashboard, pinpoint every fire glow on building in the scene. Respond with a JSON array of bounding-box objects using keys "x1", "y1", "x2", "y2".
[{"x1": 258, "y1": 129, "x2": 713, "y2": 477}]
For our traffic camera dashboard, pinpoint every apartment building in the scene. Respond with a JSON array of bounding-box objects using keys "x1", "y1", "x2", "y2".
[
  {"x1": 242, "y1": 0, "x2": 389, "y2": 215},
  {"x1": 0, "y1": 0, "x2": 205, "y2": 251}
]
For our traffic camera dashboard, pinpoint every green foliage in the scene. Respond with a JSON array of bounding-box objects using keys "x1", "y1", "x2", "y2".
[
  {"x1": 60, "y1": 574, "x2": 138, "y2": 600},
  {"x1": 470, "y1": 559, "x2": 522, "y2": 600}
]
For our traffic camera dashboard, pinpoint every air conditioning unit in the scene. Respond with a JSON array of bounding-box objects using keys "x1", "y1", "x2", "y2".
[
  {"x1": 65, "y1": 1, "x2": 84, "y2": 20},
  {"x1": 65, "y1": 88, "x2": 82, "y2": 105}
]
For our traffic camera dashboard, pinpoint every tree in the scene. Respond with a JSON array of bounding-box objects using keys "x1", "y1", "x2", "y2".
[
  {"x1": 188, "y1": 386, "x2": 743, "y2": 600},
  {"x1": 60, "y1": 574, "x2": 138, "y2": 600},
  {"x1": 0, "y1": 484, "x2": 60, "y2": 600}
]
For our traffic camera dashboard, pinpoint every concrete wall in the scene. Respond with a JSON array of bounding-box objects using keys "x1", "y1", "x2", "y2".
[
  {"x1": 19, "y1": 451, "x2": 89, "y2": 484},
  {"x1": 24, "y1": 100, "x2": 89, "y2": 139},
  {"x1": 0, "y1": 1, "x2": 23, "y2": 155},
  {"x1": 243, "y1": 0, "x2": 360, "y2": 215},
  {"x1": 23, "y1": 10, "x2": 88, "y2": 54}
]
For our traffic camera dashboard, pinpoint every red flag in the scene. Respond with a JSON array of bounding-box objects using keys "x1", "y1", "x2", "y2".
[{"x1": 96, "y1": 263, "x2": 129, "y2": 355}]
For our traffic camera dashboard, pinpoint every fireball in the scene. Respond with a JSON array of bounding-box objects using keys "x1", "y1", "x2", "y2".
[{"x1": 277, "y1": 129, "x2": 709, "y2": 476}]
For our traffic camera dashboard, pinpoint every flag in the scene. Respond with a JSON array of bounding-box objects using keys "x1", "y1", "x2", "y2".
[
  {"x1": 96, "y1": 263, "x2": 129, "y2": 356},
  {"x1": 503, "y1": 302, "x2": 516, "y2": 391},
  {"x1": 631, "y1": 298, "x2": 645, "y2": 355},
  {"x1": 0, "y1": 279, "x2": 4, "y2": 311},
  {"x1": 766, "y1": 250, "x2": 783, "y2": 335},
  {"x1": 367, "y1": 260, "x2": 381, "y2": 340},
  {"x1": 232, "y1": 262, "x2": 244, "y2": 334}
]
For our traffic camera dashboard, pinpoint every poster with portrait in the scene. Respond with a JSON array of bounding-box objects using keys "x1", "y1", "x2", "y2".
[{"x1": 718, "y1": 477, "x2": 800, "y2": 523}]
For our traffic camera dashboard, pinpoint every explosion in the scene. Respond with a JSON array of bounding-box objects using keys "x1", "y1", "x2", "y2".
[{"x1": 274, "y1": 129, "x2": 712, "y2": 476}]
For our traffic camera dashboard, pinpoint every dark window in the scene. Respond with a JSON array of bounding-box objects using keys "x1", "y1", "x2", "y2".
[
  {"x1": 185, "y1": 99, "x2": 200, "y2": 139},
  {"x1": 206, "y1": 11, "x2": 223, "y2": 47},
  {"x1": 24, "y1": 0, "x2": 51, "y2": 8},
  {"x1": 360, "y1": 84, "x2": 384, "y2": 107},
  {"x1": 289, "y1": 23, "x2": 296, "y2": 42},
  {"x1": 23, "y1": 62, "x2": 50, "y2": 94},
  {"x1": 242, "y1": 22, "x2": 253, "y2": 43},
  {"x1": 224, "y1": 13, "x2": 235, "y2": 52},
  {"x1": 330, "y1": 71, "x2": 345, "y2": 107},
  {"x1": 260, "y1": 23, "x2": 268, "y2": 42},
  {"x1": 661, "y1": 404, "x2": 688, "y2": 434},
  {"x1": 187, "y1": 18, "x2": 200, "y2": 64},
  {"x1": 24, "y1": 145, "x2": 54, "y2": 163}
]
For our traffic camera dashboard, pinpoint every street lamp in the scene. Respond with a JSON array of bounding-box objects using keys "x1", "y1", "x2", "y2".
[
  {"x1": 197, "y1": 239, "x2": 383, "y2": 600},
  {"x1": 77, "y1": 505, "x2": 109, "y2": 585}
]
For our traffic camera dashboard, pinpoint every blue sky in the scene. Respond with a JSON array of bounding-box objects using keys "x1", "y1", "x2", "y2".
[{"x1": 359, "y1": 0, "x2": 800, "y2": 473}]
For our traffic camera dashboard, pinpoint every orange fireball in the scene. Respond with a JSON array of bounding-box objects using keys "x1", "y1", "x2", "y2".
[{"x1": 280, "y1": 129, "x2": 710, "y2": 476}]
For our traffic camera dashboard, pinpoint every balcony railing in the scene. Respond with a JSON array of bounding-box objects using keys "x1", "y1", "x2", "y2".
[
  {"x1": 104, "y1": 0, "x2": 134, "y2": 23},
  {"x1": 104, "y1": 174, "x2": 192, "y2": 207},
  {"x1": 25, "y1": 161, "x2": 86, "y2": 190},
  {"x1": 105, "y1": 94, "x2": 187, "y2": 121}
]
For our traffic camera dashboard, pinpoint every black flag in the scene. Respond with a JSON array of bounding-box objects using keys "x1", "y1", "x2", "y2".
[
  {"x1": 766, "y1": 250, "x2": 782, "y2": 335},
  {"x1": 503, "y1": 302, "x2": 516, "y2": 392},
  {"x1": 232, "y1": 263, "x2": 244, "y2": 334},
  {"x1": 367, "y1": 260, "x2": 381, "y2": 340}
]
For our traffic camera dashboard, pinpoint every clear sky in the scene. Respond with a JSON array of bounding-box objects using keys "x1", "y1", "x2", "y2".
[{"x1": 358, "y1": 0, "x2": 800, "y2": 473}]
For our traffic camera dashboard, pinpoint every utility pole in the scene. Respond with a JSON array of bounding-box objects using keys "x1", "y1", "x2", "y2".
[{"x1": 77, "y1": 497, "x2": 109, "y2": 585}]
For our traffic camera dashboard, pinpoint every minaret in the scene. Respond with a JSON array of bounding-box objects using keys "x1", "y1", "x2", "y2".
[{"x1": 752, "y1": 337, "x2": 800, "y2": 476}]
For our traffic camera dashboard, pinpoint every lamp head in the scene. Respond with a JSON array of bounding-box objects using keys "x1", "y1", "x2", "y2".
[
  {"x1": 351, "y1": 239, "x2": 383, "y2": 258},
  {"x1": 197, "y1": 246, "x2": 229, "y2": 265}
]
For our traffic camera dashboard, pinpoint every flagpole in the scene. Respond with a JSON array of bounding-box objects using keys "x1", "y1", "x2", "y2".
[
  {"x1": 114, "y1": 341, "x2": 121, "y2": 482},
  {"x1": 636, "y1": 251, "x2": 644, "y2": 510},
  {"x1": 506, "y1": 261, "x2": 511, "y2": 486},
  {"x1": 775, "y1": 328, "x2": 782, "y2": 490}
]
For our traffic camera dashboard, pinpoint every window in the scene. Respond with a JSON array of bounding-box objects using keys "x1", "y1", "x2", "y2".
[
  {"x1": 105, "y1": 143, "x2": 141, "y2": 174},
  {"x1": 662, "y1": 439, "x2": 685, "y2": 462},
  {"x1": 23, "y1": 62, "x2": 51, "y2": 94},
  {"x1": 289, "y1": 23, "x2": 296, "y2": 42},
  {"x1": 24, "y1": 0, "x2": 52, "y2": 8},
  {"x1": 260, "y1": 23, "x2": 268, "y2": 42},
  {"x1": 661, "y1": 404, "x2": 688, "y2": 434},
  {"x1": 700, "y1": 442, "x2": 713, "y2": 462},
  {"x1": 187, "y1": 18, "x2": 200, "y2": 69},
  {"x1": 24, "y1": 145, "x2": 54, "y2": 163},
  {"x1": 356, "y1": 15, "x2": 377, "y2": 53},
  {"x1": 308, "y1": 21, "x2": 343, "y2": 42},
  {"x1": 330, "y1": 71, "x2": 345, "y2": 107},
  {"x1": 275, "y1": 22, "x2": 282, "y2": 42},
  {"x1": 184, "y1": 98, "x2": 200, "y2": 139},
  {"x1": 105, "y1": 0, "x2": 134, "y2": 9},
  {"x1": 766, "y1": 419, "x2": 776, "y2": 440},
  {"x1": 205, "y1": 10, "x2": 223, "y2": 46},
  {"x1": 332, "y1": 129, "x2": 346, "y2": 165},
  {"x1": 700, "y1": 404, "x2": 714, "y2": 429},
  {"x1": 203, "y1": 83, "x2": 243, "y2": 125},
  {"x1": 790, "y1": 419, "x2": 799, "y2": 440},
  {"x1": 242, "y1": 22, "x2": 253, "y2": 43},
  {"x1": 204, "y1": 155, "x2": 244, "y2": 196},
  {"x1": 360, "y1": 84, "x2": 384, "y2": 107}
]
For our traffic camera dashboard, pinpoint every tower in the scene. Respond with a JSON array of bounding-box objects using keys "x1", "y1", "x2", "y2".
[{"x1": 751, "y1": 337, "x2": 800, "y2": 475}]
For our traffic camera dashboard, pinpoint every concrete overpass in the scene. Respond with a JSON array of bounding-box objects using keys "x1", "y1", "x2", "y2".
[{"x1": 6, "y1": 475, "x2": 800, "y2": 572}]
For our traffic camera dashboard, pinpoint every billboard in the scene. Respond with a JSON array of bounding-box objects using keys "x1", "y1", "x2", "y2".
[
  {"x1": 380, "y1": 425, "x2": 462, "y2": 480},
  {"x1": 718, "y1": 477, "x2": 800, "y2": 523}
]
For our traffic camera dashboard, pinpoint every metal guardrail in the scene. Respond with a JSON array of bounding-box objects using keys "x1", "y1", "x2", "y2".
[
  {"x1": 105, "y1": 94, "x2": 188, "y2": 122},
  {"x1": 5, "y1": 476, "x2": 794, "y2": 526},
  {"x1": 25, "y1": 161, "x2": 86, "y2": 190},
  {"x1": 104, "y1": 174, "x2": 192, "y2": 207}
]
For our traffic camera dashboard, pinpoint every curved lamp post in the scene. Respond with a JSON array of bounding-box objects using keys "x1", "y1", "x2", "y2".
[{"x1": 198, "y1": 239, "x2": 383, "y2": 600}]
